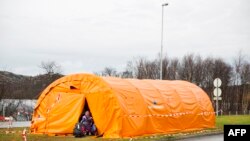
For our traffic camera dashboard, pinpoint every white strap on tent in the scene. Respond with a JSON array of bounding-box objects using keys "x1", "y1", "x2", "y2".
[{"x1": 126, "y1": 111, "x2": 214, "y2": 118}]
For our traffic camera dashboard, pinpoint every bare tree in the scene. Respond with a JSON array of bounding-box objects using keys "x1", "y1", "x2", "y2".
[
  {"x1": 241, "y1": 62, "x2": 250, "y2": 84},
  {"x1": 201, "y1": 57, "x2": 217, "y2": 88},
  {"x1": 39, "y1": 61, "x2": 62, "y2": 75},
  {"x1": 101, "y1": 67, "x2": 118, "y2": 77},
  {"x1": 134, "y1": 57, "x2": 147, "y2": 79},
  {"x1": 179, "y1": 54, "x2": 195, "y2": 82},
  {"x1": 4, "y1": 100, "x2": 22, "y2": 119},
  {"x1": 168, "y1": 58, "x2": 180, "y2": 80},
  {"x1": 233, "y1": 51, "x2": 245, "y2": 85},
  {"x1": 162, "y1": 56, "x2": 170, "y2": 80},
  {"x1": 0, "y1": 73, "x2": 12, "y2": 101},
  {"x1": 213, "y1": 58, "x2": 232, "y2": 86},
  {"x1": 193, "y1": 55, "x2": 204, "y2": 86},
  {"x1": 0, "y1": 70, "x2": 12, "y2": 116},
  {"x1": 134, "y1": 57, "x2": 159, "y2": 79},
  {"x1": 121, "y1": 61, "x2": 134, "y2": 78},
  {"x1": 240, "y1": 61, "x2": 250, "y2": 113},
  {"x1": 232, "y1": 52, "x2": 250, "y2": 113},
  {"x1": 232, "y1": 52, "x2": 245, "y2": 112},
  {"x1": 0, "y1": 80, "x2": 6, "y2": 100}
]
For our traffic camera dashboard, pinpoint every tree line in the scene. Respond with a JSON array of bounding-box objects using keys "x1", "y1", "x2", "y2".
[
  {"x1": 0, "y1": 61, "x2": 62, "y2": 100},
  {"x1": 0, "y1": 61, "x2": 62, "y2": 118},
  {"x1": 1, "y1": 54, "x2": 249, "y2": 115},
  {"x1": 99, "y1": 52, "x2": 250, "y2": 114}
]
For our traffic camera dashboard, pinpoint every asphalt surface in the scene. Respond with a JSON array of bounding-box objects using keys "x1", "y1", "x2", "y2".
[
  {"x1": 179, "y1": 134, "x2": 223, "y2": 141},
  {"x1": 0, "y1": 121, "x2": 30, "y2": 128}
]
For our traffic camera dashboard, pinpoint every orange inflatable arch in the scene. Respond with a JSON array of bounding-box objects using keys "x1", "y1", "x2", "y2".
[{"x1": 31, "y1": 73, "x2": 215, "y2": 138}]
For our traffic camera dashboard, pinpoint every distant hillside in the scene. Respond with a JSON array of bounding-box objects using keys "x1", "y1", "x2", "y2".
[
  {"x1": 0, "y1": 71, "x2": 63, "y2": 99},
  {"x1": 0, "y1": 71, "x2": 27, "y2": 82}
]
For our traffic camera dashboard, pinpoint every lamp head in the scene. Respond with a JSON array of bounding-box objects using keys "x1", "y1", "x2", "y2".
[{"x1": 162, "y1": 3, "x2": 168, "y2": 6}]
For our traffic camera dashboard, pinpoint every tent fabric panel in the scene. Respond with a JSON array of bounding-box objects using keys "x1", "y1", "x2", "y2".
[
  {"x1": 189, "y1": 87, "x2": 215, "y2": 128},
  {"x1": 144, "y1": 80, "x2": 214, "y2": 130},
  {"x1": 31, "y1": 92, "x2": 85, "y2": 134},
  {"x1": 103, "y1": 78, "x2": 215, "y2": 137},
  {"x1": 125, "y1": 79, "x2": 186, "y2": 134},
  {"x1": 86, "y1": 90, "x2": 123, "y2": 138},
  {"x1": 124, "y1": 79, "x2": 172, "y2": 135},
  {"x1": 103, "y1": 77, "x2": 149, "y2": 136},
  {"x1": 46, "y1": 93, "x2": 85, "y2": 133},
  {"x1": 34, "y1": 74, "x2": 95, "y2": 109},
  {"x1": 103, "y1": 77, "x2": 148, "y2": 115}
]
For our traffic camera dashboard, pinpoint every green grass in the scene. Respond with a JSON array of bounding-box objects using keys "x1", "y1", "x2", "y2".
[
  {"x1": 216, "y1": 115, "x2": 250, "y2": 129},
  {"x1": 0, "y1": 134, "x2": 98, "y2": 141},
  {"x1": 0, "y1": 115, "x2": 249, "y2": 141}
]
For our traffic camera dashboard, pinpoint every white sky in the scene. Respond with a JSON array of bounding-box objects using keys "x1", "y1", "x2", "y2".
[{"x1": 0, "y1": 0, "x2": 250, "y2": 75}]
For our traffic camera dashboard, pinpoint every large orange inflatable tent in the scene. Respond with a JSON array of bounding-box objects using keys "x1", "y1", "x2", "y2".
[{"x1": 31, "y1": 73, "x2": 215, "y2": 138}]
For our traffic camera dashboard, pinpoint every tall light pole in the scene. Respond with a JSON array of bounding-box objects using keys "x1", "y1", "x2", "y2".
[{"x1": 160, "y1": 3, "x2": 168, "y2": 80}]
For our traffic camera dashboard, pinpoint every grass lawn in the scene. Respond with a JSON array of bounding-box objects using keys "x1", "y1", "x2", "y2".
[
  {"x1": 0, "y1": 115, "x2": 249, "y2": 141},
  {"x1": 216, "y1": 115, "x2": 250, "y2": 129}
]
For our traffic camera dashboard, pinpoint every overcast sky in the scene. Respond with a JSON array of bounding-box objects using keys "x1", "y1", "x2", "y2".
[{"x1": 0, "y1": 0, "x2": 249, "y2": 76}]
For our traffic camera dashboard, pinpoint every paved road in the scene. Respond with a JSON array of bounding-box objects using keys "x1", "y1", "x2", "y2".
[
  {"x1": 179, "y1": 134, "x2": 223, "y2": 141},
  {"x1": 0, "y1": 121, "x2": 30, "y2": 128}
]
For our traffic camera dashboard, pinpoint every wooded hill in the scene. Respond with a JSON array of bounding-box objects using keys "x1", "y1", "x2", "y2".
[{"x1": 0, "y1": 71, "x2": 62, "y2": 99}]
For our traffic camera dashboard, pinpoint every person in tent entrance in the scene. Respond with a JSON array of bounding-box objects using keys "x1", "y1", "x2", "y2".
[{"x1": 81, "y1": 111, "x2": 97, "y2": 135}]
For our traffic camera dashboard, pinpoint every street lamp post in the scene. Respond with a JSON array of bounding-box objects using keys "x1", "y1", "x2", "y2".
[{"x1": 160, "y1": 3, "x2": 168, "y2": 80}]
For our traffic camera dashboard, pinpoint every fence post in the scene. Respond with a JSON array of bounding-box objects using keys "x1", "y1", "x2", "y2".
[{"x1": 236, "y1": 111, "x2": 238, "y2": 115}]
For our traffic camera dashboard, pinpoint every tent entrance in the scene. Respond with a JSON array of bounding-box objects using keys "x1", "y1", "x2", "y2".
[{"x1": 79, "y1": 98, "x2": 90, "y2": 122}]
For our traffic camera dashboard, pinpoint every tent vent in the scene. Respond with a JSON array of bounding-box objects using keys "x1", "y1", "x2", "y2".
[{"x1": 70, "y1": 86, "x2": 77, "y2": 89}]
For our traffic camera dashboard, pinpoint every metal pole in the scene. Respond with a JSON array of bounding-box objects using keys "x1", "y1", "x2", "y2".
[
  {"x1": 3, "y1": 104, "x2": 5, "y2": 117},
  {"x1": 1, "y1": 100, "x2": 3, "y2": 116},
  {"x1": 160, "y1": 6, "x2": 164, "y2": 80},
  {"x1": 160, "y1": 3, "x2": 168, "y2": 80},
  {"x1": 216, "y1": 80, "x2": 219, "y2": 116},
  {"x1": 2, "y1": 103, "x2": 4, "y2": 117}
]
